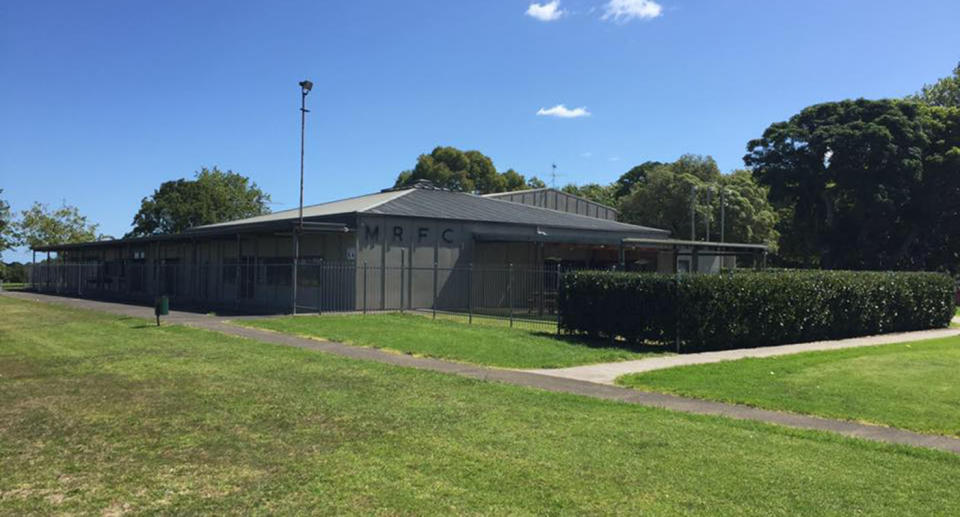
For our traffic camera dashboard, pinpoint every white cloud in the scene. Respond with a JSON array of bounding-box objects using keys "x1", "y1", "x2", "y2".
[
  {"x1": 601, "y1": 0, "x2": 663, "y2": 22},
  {"x1": 526, "y1": 1, "x2": 565, "y2": 21},
  {"x1": 536, "y1": 104, "x2": 591, "y2": 118}
]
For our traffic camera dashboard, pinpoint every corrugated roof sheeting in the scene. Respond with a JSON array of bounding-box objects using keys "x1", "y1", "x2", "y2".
[
  {"x1": 483, "y1": 188, "x2": 620, "y2": 221},
  {"x1": 367, "y1": 189, "x2": 667, "y2": 235},
  {"x1": 190, "y1": 189, "x2": 412, "y2": 230}
]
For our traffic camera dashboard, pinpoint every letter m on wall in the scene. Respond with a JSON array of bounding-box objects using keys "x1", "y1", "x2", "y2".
[{"x1": 364, "y1": 224, "x2": 380, "y2": 242}]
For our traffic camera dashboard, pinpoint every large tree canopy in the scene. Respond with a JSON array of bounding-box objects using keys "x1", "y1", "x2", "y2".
[
  {"x1": 745, "y1": 98, "x2": 960, "y2": 271},
  {"x1": 617, "y1": 155, "x2": 779, "y2": 245},
  {"x1": 561, "y1": 183, "x2": 618, "y2": 208},
  {"x1": 129, "y1": 167, "x2": 271, "y2": 237},
  {"x1": 17, "y1": 202, "x2": 100, "y2": 249},
  {"x1": 393, "y1": 146, "x2": 539, "y2": 194},
  {"x1": 909, "y1": 62, "x2": 960, "y2": 108}
]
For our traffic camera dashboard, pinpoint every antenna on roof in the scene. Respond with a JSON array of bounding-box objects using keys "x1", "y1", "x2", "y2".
[{"x1": 550, "y1": 163, "x2": 564, "y2": 189}]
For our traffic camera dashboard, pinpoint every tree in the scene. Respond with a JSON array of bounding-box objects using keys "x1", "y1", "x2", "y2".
[
  {"x1": 745, "y1": 99, "x2": 960, "y2": 271},
  {"x1": 561, "y1": 183, "x2": 618, "y2": 207},
  {"x1": 0, "y1": 261, "x2": 27, "y2": 282},
  {"x1": 129, "y1": 167, "x2": 271, "y2": 236},
  {"x1": 613, "y1": 161, "x2": 662, "y2": 198},
  {"x1": 909, "y1": 62, "x2": 960, "y2": 108},
  {"x1": 0, "y1": 189, "x2": 15, "y2": 254},
  {"x1": 618, "y1": 156, "x2": 779, "y2": 246},
  {"x1": 526, "y1": 176, "x2": 547, "y2": 189},
  {"x1": 16, "y1": 202, "x2": 100, "y2": 249},
  {"x1": 393, "y1": 146, "x2": 534, "y2": 194}
]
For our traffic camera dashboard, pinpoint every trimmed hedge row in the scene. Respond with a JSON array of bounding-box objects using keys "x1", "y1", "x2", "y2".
[{"x1": 558, "y1": 270, "x2": 955, "y2": 352}]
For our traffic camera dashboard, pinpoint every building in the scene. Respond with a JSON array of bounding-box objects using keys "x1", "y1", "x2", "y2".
[
  {"x1": 29, "y1": 181, "x2": 766, "y2": 314},
  {"x1": 482, "y1": 187, "x2": 619, "y2": 221}
]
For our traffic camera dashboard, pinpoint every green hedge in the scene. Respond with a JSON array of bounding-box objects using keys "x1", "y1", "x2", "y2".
[{"x1": 558, "y1": 270, "x2": 955, "y2": 352}]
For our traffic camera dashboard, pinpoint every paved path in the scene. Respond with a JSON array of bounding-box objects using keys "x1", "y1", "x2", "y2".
[
  {"x1": 5, "y1": 291, "x2": 960, "y2": 456},
  {"x1": 527, "y1": 326, "x2": 960, "y2": 385}
]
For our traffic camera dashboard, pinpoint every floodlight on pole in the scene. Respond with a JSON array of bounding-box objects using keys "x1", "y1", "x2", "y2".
[
  {"x1": 292, "y1": 79, "x2": 312, "y2": 315},
  {"x1": 298, "y1": 80, "x2": 312, "y2": 227}
]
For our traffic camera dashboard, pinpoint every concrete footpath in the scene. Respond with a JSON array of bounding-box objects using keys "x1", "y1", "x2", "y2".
[
  {"x1": 5, "y1": 290, "x2": 960, "y2": 456},
  {"x1": 527, "y1": 326, "x2": 960, "y2": 385}
]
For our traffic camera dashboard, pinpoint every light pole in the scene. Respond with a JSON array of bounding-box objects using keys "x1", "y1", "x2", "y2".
[
  {"x1": 292, "y1": 79, "x2": 313, "y2": 315},
  {"x1": 720, "y1": 188, "x2": 727, "y2": 243},
  {"x1": 298, "y1": 79, "x2": 312, "y2": 227},
  {"x1": 690, "y1": 185, "x2": 698, "y2": 241},
  {"x1": 705, "y1": 186, "x2": 713, "y2": 242}
]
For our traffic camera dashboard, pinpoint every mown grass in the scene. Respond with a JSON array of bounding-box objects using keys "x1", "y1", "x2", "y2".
[
  {"x1": 4, "y1": 296, "x2": 960, "y2": 514},
  {"x1": 240, "y1": 312, "x2": 663, "y2": 368},
  {"x1": 418, "y1": 308, "x2": 559, "y2": 333},
  {"x1": 619, "y1": 335, "x2": 960, "y2": 436}
]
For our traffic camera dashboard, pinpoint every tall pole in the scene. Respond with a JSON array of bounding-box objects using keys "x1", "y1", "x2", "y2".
[
  {"x1": 705, "y1": 187, "x2": 712, "y2": 242},
  {"x1": 690, "y1": 185, "x2": 698, "y2": 241},
  {"x1": 299, "y1": 81, "x2": 311, "y2": 228},
  {"x1": 293, "y1": 80, "x2": 313, "y2": 315},
  {"x1": 720, "y1": 188, "x2": 726, "y2": 243}
]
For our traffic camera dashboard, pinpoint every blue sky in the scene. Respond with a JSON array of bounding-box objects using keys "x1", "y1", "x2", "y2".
[{"x1": 2, "y1": 0, "x2": 959, "y2": 261}]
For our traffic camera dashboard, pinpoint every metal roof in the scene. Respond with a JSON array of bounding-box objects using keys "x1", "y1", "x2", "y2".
[
  {"x1": 31, "y1": 186, "x2": 670, "y2": 252},
  {"x1": 367, "y1": 189, "x2": 667, "y2": 235},
  {"x1": 186, "y1": 186, "x2": 668, "y2": 236},
  {"x1": 483, "y1": 187, "x2": 620, "y2": 214},
  {"x1": 189, "y1": 189, "x2": 412, "y2": 230}
]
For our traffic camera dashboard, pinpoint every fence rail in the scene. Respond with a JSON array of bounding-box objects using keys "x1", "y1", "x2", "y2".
[{"x1": 26, "y1": 261, "x2": 579, "y2": 332}]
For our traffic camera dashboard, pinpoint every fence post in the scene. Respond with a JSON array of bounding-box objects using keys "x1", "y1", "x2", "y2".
[
  {"x1": 399, "y1": 249, "x2": 405, "y2": 314},
  {"x1": 674, "y1": 273, "x2": 681, "y2": 353},
  {"x1": 317, "y1": 260, "x2": 323, "y2": 315},
  {"x1": 556, "y1": 263, "x2": 562, "y2": 335},
  {"x1": 408, "y1": 251, "x2": 413, "y2": 311},
  {"x1": 77, "y1": 263, "x2": 82, "y2": 296},
  {"x1": 538, "y1": 265, "x2": 545, "y2": 318},
  {"x1": 508, "y1": 263, "x2": 514, "y2": 328},
  {"x1": 363, "y1": 262, "x2": 368, "y2": 315},
  {"x1": 432, "y1": 262, "x2": 438, "y2": 319},
  {"x1": 467, "y1": 263, "x2": 473, "y2": 325},
  {"x1": 290, "y1": 233, "x2": 297, "y2": 315}
]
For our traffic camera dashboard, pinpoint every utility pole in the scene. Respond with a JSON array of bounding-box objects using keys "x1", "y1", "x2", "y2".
[
  {"x1": 720, "y1": 188, "x2": 726, "y2": 243},
  {"x1": 705, "y1": 186, "x2": 713, "y2": 242},
  {"x1": 292, "y1": 79, "x2": 313, "y2": 315},
  {"x1": 690, "y1": 185, "x2": 698, "y2": 241},
  {"x1": 551, "y1": 163, "x2": 558, "y2": 189}
]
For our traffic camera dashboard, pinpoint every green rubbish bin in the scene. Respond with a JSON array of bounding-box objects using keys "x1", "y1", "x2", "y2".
[{"x1": 155, "y1": 295, "x2": 169, "y2": 326}]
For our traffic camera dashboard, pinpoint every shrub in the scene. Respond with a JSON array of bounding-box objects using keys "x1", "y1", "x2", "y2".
[{"x1": 558, "y1": 270, "x2": 955, "y2": 352}]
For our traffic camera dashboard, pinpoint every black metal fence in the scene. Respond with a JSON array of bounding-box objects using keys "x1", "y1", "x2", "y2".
[{"x1": 26, "y1": 261, "x2": 574, "y2": 332}]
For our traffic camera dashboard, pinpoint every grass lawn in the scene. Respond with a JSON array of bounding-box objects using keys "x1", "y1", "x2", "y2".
[
  {"x1": 3, "y1": 297, "x2": 960, "y2": 515},
  {"x1": 420, "y1": 308, "x2": 559, "y2": 333},
  {"x1": 239, "y1": 312, "x2": 663, "y2": 368},
  {"x1": 619, "y1": 335, "x2": 960, "y2": 436},
  {"x1": 1, "y1": 282, "x2": 25, "y2": 291}
]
